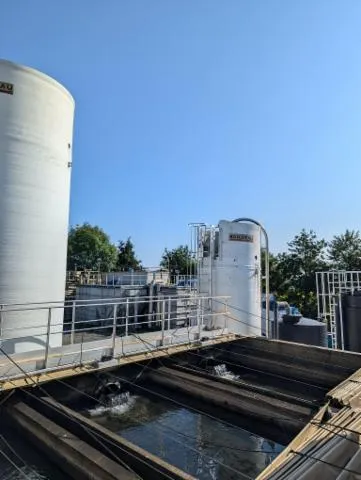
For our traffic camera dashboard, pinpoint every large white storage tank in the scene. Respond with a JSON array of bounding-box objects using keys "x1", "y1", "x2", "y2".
[
  {"x1": 198, "y1": 220, "x2": 262, "y2": 335},
  {"x1": 0, "y1": 60, "x2": 74, "y2": 353}
]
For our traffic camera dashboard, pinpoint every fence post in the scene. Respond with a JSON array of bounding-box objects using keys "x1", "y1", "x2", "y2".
[
  {"x1": 44, "y1": 308, "x2": 52, "y2": 368},
  {"x1": 125, "y1": 298, "x2": 129, "y2": 336},
  {"x1": 71, "y1": 301, "x2": 76, "y2": 344},
  {"x1": 112, "y1": 303, "x2": 117, "y2": 356}
]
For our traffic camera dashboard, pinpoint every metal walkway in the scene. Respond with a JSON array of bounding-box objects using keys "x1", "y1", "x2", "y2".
[{"x1": 0, "y1": 294, "x2": 232, "y2": 390}]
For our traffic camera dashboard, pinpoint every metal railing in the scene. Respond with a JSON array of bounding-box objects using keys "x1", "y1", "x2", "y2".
[
  {"x1": 67, "y1": 271, "x2": 203, "y2": 289},
  {"x1": 0, "y1": 294, "x2": 230, "y2": 381},
  {"x1": 66, "y1": 269, "x2": 171, "y2": 288}
]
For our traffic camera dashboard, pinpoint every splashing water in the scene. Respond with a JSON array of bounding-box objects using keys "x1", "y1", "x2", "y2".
[
  {"x1": 213, "y1": 364, "x2": 239, "y2": 381},
  {"x1": 88, "y1": 391, "x2": 136, "y2": 417}
]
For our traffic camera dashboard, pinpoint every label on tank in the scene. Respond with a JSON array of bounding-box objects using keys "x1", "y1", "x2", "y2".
[
  {"x1": 0, "y1": 82, "x2": 14, "y2": 95},
  {"x1": 229, "y1": 233, "x2": 254, "y2": 242}
]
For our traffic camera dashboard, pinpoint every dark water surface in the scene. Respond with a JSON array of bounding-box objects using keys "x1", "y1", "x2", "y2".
[{"x1": 85, "y1": 391, "x2": 284, "y2": 479}]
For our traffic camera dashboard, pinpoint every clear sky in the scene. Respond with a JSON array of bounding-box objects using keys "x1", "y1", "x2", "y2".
[{"x1": 2, "y1": 1, "x2": 361, "y2": 265}]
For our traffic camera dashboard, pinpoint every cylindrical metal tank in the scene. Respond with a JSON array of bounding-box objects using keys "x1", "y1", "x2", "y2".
[
  {"x1": 199, "y1": 220, "x2": 262, "y2": 335},
  {"x1": 0, "y1": 60, "x2": 74, "y2": 353},
  {"x1": 278, "y1": 318, "x2": 327, "y2": 347},
  {"x1": 336, "y1": 292, "x2": 361, "y2": 352}
]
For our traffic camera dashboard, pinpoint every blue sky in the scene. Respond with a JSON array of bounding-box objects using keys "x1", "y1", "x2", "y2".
[{"x1": 2, "y1": 1, "x2": 361, "y2": 265}]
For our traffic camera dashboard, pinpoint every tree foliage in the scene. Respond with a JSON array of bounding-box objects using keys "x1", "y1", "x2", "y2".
[
  {"x1": 67, "y1": 223, "x2": 118, "y2": 271},
  {"x1": 270, "y1": 230, "x2": 327, "y2": 318},
  {"x1": 116, "y1": 238, "x2": 142, "y2": 271},
  {"x1": 328, "y1": 230, "x2": 361, "y2": 271},
  {"x1": 160, "y1": 245, "x2": 196, "y2": 276}
]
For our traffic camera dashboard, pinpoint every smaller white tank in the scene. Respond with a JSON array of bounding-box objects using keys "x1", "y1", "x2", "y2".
[{"x1": 198, "y1": 220, "x2": 262, "y2": 335}]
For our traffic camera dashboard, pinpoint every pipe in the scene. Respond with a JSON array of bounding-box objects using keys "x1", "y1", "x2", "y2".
[{"x1": 232, "y1": 218, "x2": 270, "y2": 338}]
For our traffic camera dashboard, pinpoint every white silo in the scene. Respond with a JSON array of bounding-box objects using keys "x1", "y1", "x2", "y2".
[
  {"x1": 198, "y1": 220, "x2": 262, "y2": 335},
  {"x1": 0, "y1": 60, "x2": 74, "y2": 353}
]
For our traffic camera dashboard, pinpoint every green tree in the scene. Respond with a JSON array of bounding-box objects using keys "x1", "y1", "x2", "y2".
[
  {"x1": 328, "y1": 230, "x2": 361, "y2": 270},
  {"x1": 269, "y1": 230, "x2": 328, "y2": 318},
  {"x1": 116, "y1": 238, "x2": 142, "y2": 271},
  {"x1": 160, "y1": 245, "x2": 197, "y2": 278},
  {"x1": 67, "y1": 223, "x2": 118, "y2": 271},
  {"x1": 267, "y1": 252, "x2": 291, "y2": 294}
]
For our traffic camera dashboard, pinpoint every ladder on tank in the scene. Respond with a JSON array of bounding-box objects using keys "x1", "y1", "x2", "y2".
[{"x1": 316, "y1": 270, "x2": 361, "y2": 349}]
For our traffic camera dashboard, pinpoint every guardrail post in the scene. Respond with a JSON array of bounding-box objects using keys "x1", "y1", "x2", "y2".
[
  {"x1": 125, "y1": 298, "x2": 129, "y2": 336},
  {"x1": 44, "y1": 308, "x2": 52, "y2": 368},
  {"x1": 224, "y1": 298, "x2": 229, "y2": 330},
  {"x1": 0, "y1": 304, "x2": 3, "y2": 338},
  {"x1": 112, "y1": 303, "x2": 117, "y2": 357},
  {"x1": 80, "y1": 333, "x2": 84, "y2": 365},
  {"x1": 167, "y1": 297, "x2": 171, "y2": 331},
  {"x1": 161, "y1": 298, "x2": 165, "y2": 345},
  {"x1": 148, "y1": 284, "x2": 153, "y2": 329},
  {"x1": 71, "y1": 301, "x2": 76, "y2": 344},
  {"x1": 198, "y1": 298, "x2": 202, "y2": 337},
  {"x1": 156, "y1": 295, "x2": 161, "y2": 327},
  {"x1": 273, "y1": 300, "x2": 279, "y2": 340},
  {"x1": 134, "y1": 299, "x2": 138, "y2": 330}
]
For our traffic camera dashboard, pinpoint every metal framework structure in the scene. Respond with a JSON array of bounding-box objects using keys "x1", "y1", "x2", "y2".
[{"x1": 316, "y1": 271, "x2": 361, "y2": 349}]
